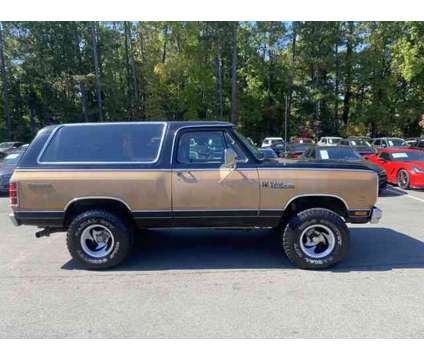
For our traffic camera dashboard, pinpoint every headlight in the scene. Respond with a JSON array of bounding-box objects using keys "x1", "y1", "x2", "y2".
[{"x1": 413, "y1": 166, "x2": 424, "y2": 173}]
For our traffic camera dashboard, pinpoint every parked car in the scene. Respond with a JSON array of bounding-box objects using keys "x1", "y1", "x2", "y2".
[
  {"x1": 339, "y1": 138, "x2": 376, "y2": 156},
  {"x1": 290, "y1": 137, "x2": 314, "y2": 144},
  {"x1": 258, "y1": 147, "x2": 279, "y2": 163},
  {"x1": 261, "y1": 137, "x2": 284, "y2": 148},
  {"x1": 0, "y1": 151, "x2": 24, "y2": 193},
  {"x1": 0, "y1": 141, "x2": 24, "y2": 154},
  {"x1": 261, "y1": 137, "x2": 286, "y2": 157},
  {"x1": 317, "y1": 137, "x2": 343, "y2": 146},
  {"x1": 301, "y1": 145, "x2": 387, "y2": 192},
  {"x1": 405, "y1": 138, "x2": 420, "y2": 147},
  {"x1": 285, "y1": 143, "x2": 312, "y2": 159},
  {"x1": 371, "y1": 137, "x2": 408, "y2": 149},
  {"x1": 366, "y1": 148, "x2": 424, "y2": 189},
  {"x1": 348, "y1": 136, "x2": 372, "y2": 144},
  {"x1": 9, "y1": 121, "x2": 381, "y2": 270},
  {"x1": 409, "y1": 138, "x2": 424, "y2": 151}
]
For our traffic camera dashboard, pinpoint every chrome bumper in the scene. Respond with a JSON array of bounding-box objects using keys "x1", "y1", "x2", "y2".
[
  {"x1": 9, "y1": 212, "x2": 20, "y2": 226},
  {"x1": 370, "y1": 207, "x2": 383, "y2": 224}
]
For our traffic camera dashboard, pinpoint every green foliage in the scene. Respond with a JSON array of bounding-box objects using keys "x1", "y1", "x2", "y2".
[{"x1": 0, "y1": 21, "x2": 423, "y2": 143}]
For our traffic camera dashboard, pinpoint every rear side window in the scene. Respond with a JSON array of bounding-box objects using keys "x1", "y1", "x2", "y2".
[{"x1": 39, "y1": 123, "x2": 166, "y2": 163}]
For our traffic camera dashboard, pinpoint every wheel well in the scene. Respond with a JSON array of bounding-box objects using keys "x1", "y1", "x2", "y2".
[
  {"x1": 281, "y1": 196, "x2": 348, "y2": 223},
  {"x1": 64, "y1": 198, "x2": 133, "y2": 227}
]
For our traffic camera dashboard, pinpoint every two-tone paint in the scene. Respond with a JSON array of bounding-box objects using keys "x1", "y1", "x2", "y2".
[{"x1": 10, "y1": 121, "x2": 379, "y2": 229}]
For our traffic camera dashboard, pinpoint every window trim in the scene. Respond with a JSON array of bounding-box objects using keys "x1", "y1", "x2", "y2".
[
  {"x1": 176, "y1": 129, "x2": 226, "y2": 165},
  {"x1": 37, "y1": 122, "x2": 168, "y2": 165},
  {"x1": 174, "y1": 128, "x2": 249, "y2": 166}
]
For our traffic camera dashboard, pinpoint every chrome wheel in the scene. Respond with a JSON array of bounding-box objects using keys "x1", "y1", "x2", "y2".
[
  {"x1": 397, "y1": 170, "x2": 409, "y2": 189},
  {"x1": 299, "y1": 224, "x2": 336, "y2": 259},
  {"x1": 80, "y1": 224, "x2": 115, "y2": 258}
]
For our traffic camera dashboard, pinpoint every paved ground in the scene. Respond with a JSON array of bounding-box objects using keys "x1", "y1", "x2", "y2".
[{"x1": 0, "y1": 187, "x2": 423, "y2": 338}]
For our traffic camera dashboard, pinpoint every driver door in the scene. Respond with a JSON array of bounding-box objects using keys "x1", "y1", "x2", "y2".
[{"x1": 171, "y1": 128, "x2": 260, "y2": 227}]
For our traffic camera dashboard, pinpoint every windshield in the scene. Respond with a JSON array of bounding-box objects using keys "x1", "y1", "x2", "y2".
[
  {"x1": 0, "y1": 142, "x2": 15, "y2": 149},
  {"x1": 318, "y1": 148, "x2": 361, "y2": 160},
  {"x1": 3, "y1": 152, "x2": 22, "y2": 165},
  {"x1": 350, "y1": 139, "x2": 371, "y2": 147},
  {"x1": 327, "y1": 138, "x2": 341, "y2": 145},
  {"x1": 234, "y1": 130, "x2": 262, "y2": 160},
  {"x1": 390, "y1": 151, "x2": 424, "y2": 162},
  {"x1": 270, "y1": 139, "x2": 284, "y2": 146},
  {"x1": 387, "y1": 138, "x2": 407, "y2": 147}
]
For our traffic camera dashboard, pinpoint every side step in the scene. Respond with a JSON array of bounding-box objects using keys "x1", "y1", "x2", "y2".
[{"x1": 35, "y1": 227, "x2": 65, "y2": 238}]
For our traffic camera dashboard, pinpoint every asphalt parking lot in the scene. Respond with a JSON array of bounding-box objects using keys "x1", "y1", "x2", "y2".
[{"x1": 0, "y1": 187, "x2": 423, "y2": 338}]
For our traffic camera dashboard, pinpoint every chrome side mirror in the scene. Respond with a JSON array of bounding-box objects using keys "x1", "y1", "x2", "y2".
[{"x1": 224, "y1": 148, "x2": 237, "y2": 169}]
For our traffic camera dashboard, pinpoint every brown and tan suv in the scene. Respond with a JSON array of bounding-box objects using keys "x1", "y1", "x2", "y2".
[{"x1": 9, "y1": 121, "x2": 382, "y2": 270}]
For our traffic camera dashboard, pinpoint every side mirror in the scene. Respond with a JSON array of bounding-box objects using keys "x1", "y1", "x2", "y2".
[{"x1": 223, "y1": 148, "x2": 237, "y2": 169}]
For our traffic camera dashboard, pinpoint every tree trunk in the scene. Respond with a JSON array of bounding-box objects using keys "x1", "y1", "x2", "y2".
[
  {"x1": 90, "y1": 22, "x2": 104, "y2": 122},
  {"x1": 162, "y1": 25, "x2": 168, "y2": 64},
  {"x1": 28, "y1": 88, "x2": 37, "y2": 134},
  {"x1": 124, "y1": 22, "x2": 134, "y2": 119},
  {"x1": 79, "y1": 81, "x2": 89, "y2": 122},
  {"x1": 287, "y1": 22, "x2": 297, "y2": 133},
  {"x1": 127, "y1": 23, "x2": 139, "y2": 117},
  {"x1": 215, "y1": 43, "x2": 223, "y2": 118},
  {"x1": 230, "y1": 22, "x2": 238, "y2": 125},
  {"x1": 334, "y1": 36, "x2": 340, "y2": 131},
  {"x1": 138, "y1": 28, "x2": 146, "y2": 119},
  {"x1": 0, "y1": 23, "x2": 12, "y2": 140},
  {"x1": 342, "y1": 21, "x2": 354, "y2": 126}
]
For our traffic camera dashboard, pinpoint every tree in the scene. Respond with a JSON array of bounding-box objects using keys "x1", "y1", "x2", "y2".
[
  {"x1": 231, "y1": 22, "x2": 238, "y2": 125},
  {"x1": 0, "y1": 21, "x2": 423, "y2": 143},
  {"x1": 91, "y1": 22, "x2": 103, "y2": 121},
  {"x1": 0, "y1": 22, "x2": 11, "y2": 140}
]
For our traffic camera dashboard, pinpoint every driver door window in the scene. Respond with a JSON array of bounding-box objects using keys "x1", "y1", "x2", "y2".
[
  {"x1": 177, "y1": 131, "x2": 226, "y2": 164},
  {"x1": 177, "y1": 130, "x2": 248, "y2": 164}
]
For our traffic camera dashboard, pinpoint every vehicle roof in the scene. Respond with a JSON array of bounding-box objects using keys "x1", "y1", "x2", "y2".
[
  {"x1": 379, "y1": 148, "x2": 418, "y2": 153},
  {"x1": 373, "y1": 137, "x2": 405, "y2": 140},
  {"x1": 44, "y1": 121, "x2": 233, "y2": 131},
  {"x1": 320, "y1": 136, "x2": 342, "y2": 139},
  {"x1": 310, "y1": 145, "x2": 354, "y2": 150},
  {"x1": 263, "y1": 137, "x2": 283, "y2": 140}
]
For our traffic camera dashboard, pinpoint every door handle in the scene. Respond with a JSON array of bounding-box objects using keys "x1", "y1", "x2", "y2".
[{"x1": 176, "y1": 171, "x2": 195, "y2": 180}]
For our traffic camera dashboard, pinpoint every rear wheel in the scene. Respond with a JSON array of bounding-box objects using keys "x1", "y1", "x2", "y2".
[
  {"x1": 397, "y1": 170, "x2": 410, "y2": 189},
  {"x1": 66, "y1": 210, "x2": 133, "y2": 270},
  {"x1": 282, "y1": 208, "x2": 349, "y2": 270}
]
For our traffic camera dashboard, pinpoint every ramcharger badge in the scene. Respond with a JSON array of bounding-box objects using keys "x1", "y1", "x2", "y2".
[{"x1": 262, "y1": 180, "x2": 295, "y2": 189}]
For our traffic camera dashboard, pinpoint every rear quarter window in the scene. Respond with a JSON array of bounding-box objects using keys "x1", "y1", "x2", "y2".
[{"x1": 39, "y1": 123, "x2": 166, "y2": 163}]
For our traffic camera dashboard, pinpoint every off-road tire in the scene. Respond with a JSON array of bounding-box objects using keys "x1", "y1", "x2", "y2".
[
  {"x1": 282, "y1": 208, "x2": 349, "y2": 270},
  {"x1": 397, "y1": 169, "x2": 410, "y2": 190},
  {"x1": 66, "y1": 209, "x2": 133, "y2": 270}
]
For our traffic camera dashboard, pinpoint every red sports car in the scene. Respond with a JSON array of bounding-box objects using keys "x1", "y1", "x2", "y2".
[{"x1": 366, "y1": 148, "x2": 424, "y2": 189}]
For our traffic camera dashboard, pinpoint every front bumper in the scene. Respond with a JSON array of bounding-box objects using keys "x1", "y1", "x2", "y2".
[
  {"x1": 348, "y1": 206, "x2": 382, "y2": 224},
  {"x1": 370, "y1": 206, "x2": 383, "y2": 224},
  {"x1": 9, "y1": 212, "x2": 21, "y2": 226}
]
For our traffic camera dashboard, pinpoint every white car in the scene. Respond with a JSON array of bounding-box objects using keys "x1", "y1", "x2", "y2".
[
  {"x1": 317, "y1": 137, "x2": 343, "y2": 146},
  {"x1": 261, "y1": 137, "x2": 284, "y2": 148}
]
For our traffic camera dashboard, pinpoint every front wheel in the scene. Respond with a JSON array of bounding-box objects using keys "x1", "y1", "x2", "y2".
[
  {"x1": 66, "y1": 210, "x2": 133, "y2": 270},
  {"x1": 397, "y1": 170, "x2": 410, "y2": 190},
  {"x1": 282, "y1": 208, "x2": 349, "y2": 270}
]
